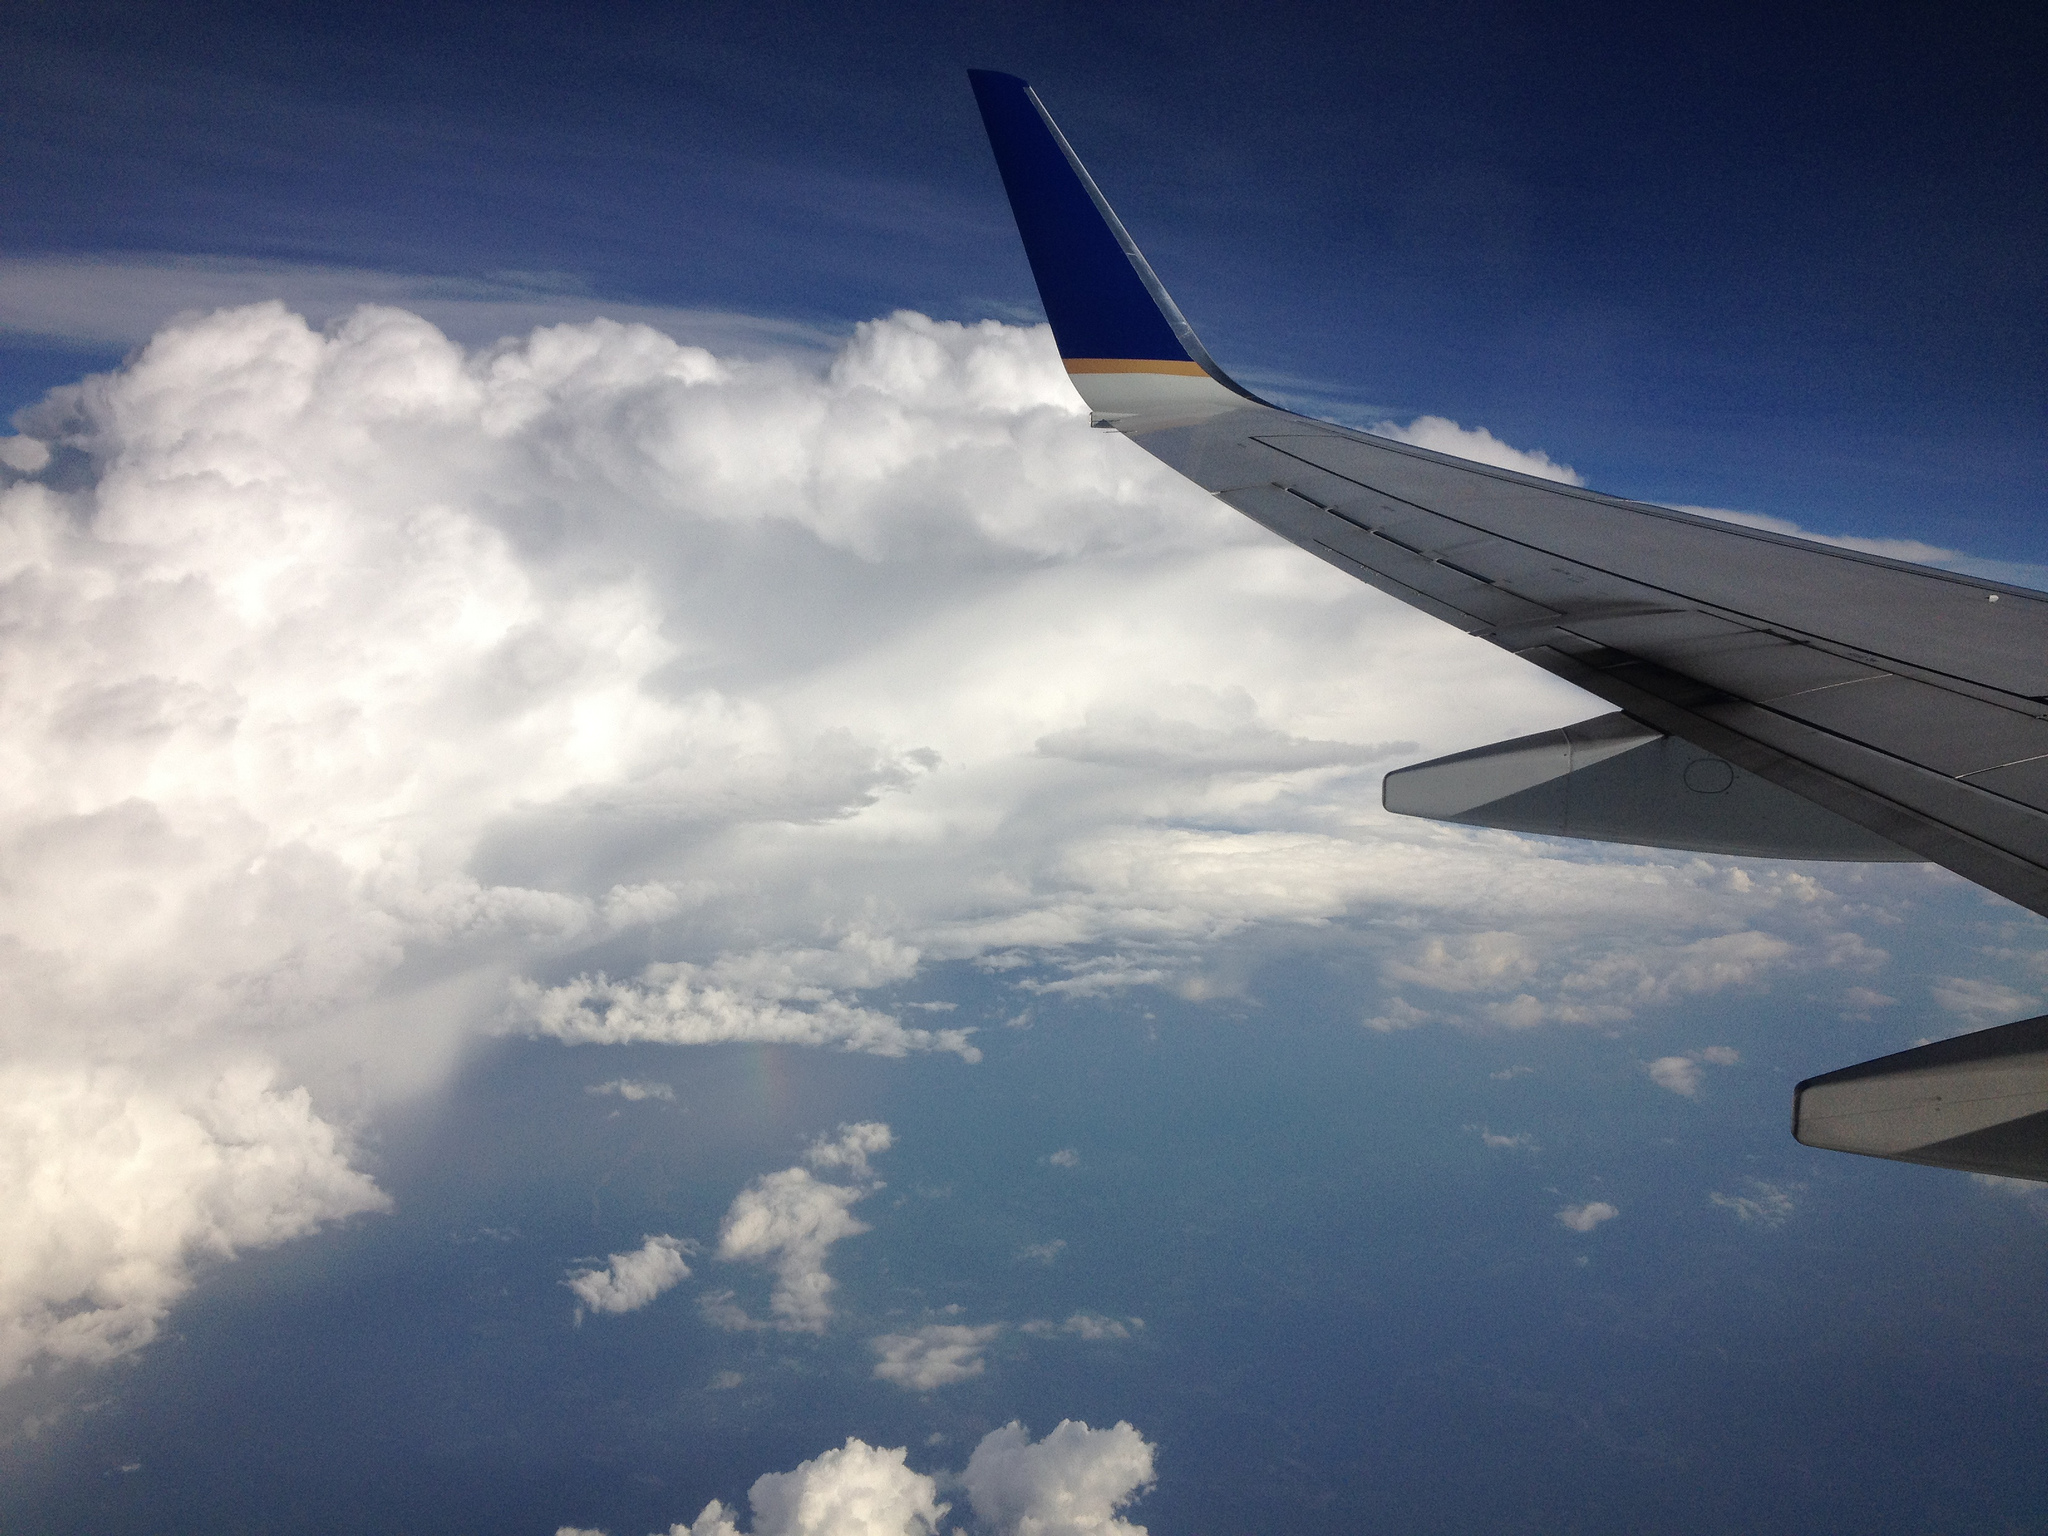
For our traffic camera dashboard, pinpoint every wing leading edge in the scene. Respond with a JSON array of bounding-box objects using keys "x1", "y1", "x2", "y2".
[{"x1": 969, "y1": 69, "x2": 2048, "y2": 1183}]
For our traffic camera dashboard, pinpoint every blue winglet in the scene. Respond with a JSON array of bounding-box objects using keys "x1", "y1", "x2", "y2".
[{"x1": 968, "y1": 70, "x2": 1255, "y2": 412}]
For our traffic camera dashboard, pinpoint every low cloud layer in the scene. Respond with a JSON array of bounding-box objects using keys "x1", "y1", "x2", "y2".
[{"x1": 0, "y1": 297, "x2": 1957, "y2": 1380}]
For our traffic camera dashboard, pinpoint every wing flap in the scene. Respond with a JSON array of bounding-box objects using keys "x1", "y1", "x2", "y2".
[{"x1": 1794, "y1": 1015, "x2": 2048, "y2": 1182}]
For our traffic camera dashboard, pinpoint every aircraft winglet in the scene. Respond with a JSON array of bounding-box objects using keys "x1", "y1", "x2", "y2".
[{"x1": 967, "y1": 70, "x2": 1255, "y2": 417}]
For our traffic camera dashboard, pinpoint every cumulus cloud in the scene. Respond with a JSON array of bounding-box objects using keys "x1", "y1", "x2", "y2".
[
  {"x1": 1557, "y1": 1201, "x2": 1619, "y2": 1233},
  {"x1": 0, "y1": 295, "x2": 1930, "y2": 1378},
  {"x1": 586, "y1": 1079, "x2": 675, "y2": 1101},
  {"x1": 563, "y1": 1419, "x2": 1158, "y2": 1536},
  {"x1": 1646, "y1": 1046, "x2": 1741, "y2": 1097},
  {"x1": 870, "y1": 1322, "x2": 1004, "y2": 1390},
  {"x1": 1710, "y1": 1182, "x2": 1795, "y2": 1227},
  {"x1": 805, "y1": 1122, "x2": 893, "y2": 1181},
  {"x1": 964, "y1": 1420, "x2": 1157, "y2": 1536},
  {"x1": 0, "y1": 1064, "x2": 388, "y2": 1381},
  {"x1": 564, "y1": 1235, "x2": 691, "y2": 1318},
  {"x1": 710, "y1": 1126, "x2": 889, "y2": 1332},
  {"x1": 669, "y1": 1437, "x2": 949, "y2": 1536},
  {"x1": 1471, "y1": 1126, "x2": 1536, "y2": 1151},
  {"x1": 1645, "y1": 1057, "x2": 1701, "y2": 1096},
  {"x1": 1045, "y1": 1149, "x2": 1081, "y2": 1169},
  {"x1": 1020, "y1": 1314, "x2": 1143, "y2": 1341},
  {"x1": 514, "y1": 941, "x2": 980, "y2": 1061}
]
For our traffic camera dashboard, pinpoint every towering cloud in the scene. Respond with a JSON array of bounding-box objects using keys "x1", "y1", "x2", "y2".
[{"x1": 0, "y1": 298, "x2": 1920, "y2": 1381}]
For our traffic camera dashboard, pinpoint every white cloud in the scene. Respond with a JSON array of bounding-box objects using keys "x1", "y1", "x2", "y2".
[
  {"x1": 1016, "y1": 1239, "x2": 1066, "y2": 1265},
  {"x1": 1840, "y1": 986, "x2": 1899, "y2": 1019},
  {"x1": 570, "y1": 1420, "x2": 1159, "y2": 1536},
  {"x1": 1971, "y1": 1174, "x2": 2048, "y2": 1218},
  {"x1": 1931, "y1": 976, "x2": 2040, "y2": 1025},
  {"x1": 1045, "y1": 1149, "x2": 1081, "y2": 1169},
  {"x1": 1645, "y1": 1057, "x2": 1703, "y2": 1097},
  {"x1": 963, "y1": 1420, "x2": 1157, "y2": 1536},
  {"x1": 1709, "y1": 1182, "x2": 1795, "y2": 1227},
  {"x1": 1020, "y1": 1314, "x2": 1143, "y2": 1341},
  {"x1": 671, "y1": 1437, "x2": 949, "y2": 1536},
  {"x1": 805, "y1": 1122, "x2": 893, "y2": 1182},
  {"x1": 586, "y1": 1079, "x2": 675, "y2": 1101},
  {"x1": 870, "y1": 1322, "x2": 1004, "y2": 1389},
  {"x1": 1369, "y1": 415, "x2": 1584, "y2": 485},
  {"x1": 0, "y1": 1064, "x2": 388, "y2": 1382},
  {"x1": 1647, "y1": 1045, "x2": 1742, "y2": 1096},
  {"x1": 1557, "y1": 1201, "x2": 1619, "y2": 1233},
  {"x1": 0, "y1": 295, "x2": 1934, "y2": 1378},
  {"x1": 565, "y1": 1235, "x2": 691, "y2": 1317},
  {"x1": 514, "y1": 941, "x2": 980, "y2": 1062},
  {"x1": 1471, "y1": 1126, "x2": 1536, "y2": 1151},
  {"x1": 712, "y1": 1128, "x2": 890, "y2": 1332}
]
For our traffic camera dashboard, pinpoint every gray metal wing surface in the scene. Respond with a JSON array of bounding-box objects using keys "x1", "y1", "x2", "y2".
[
  {"x1": 1135, "y1": 407, "x2": 2048, "y2": 920},
  {"x1": 970, "y1": 68, "x2": 2048, "y2": 1181}
]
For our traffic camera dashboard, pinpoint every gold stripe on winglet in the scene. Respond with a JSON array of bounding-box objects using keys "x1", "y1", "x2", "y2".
[{"x1": 1063, "y1": 359, "x2": 1209, "y2": 375}]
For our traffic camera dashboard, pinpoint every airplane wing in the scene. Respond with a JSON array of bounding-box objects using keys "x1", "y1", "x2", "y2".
[{"x1": 969, "y1": 69, "x2": 2048, "y2": 1183}]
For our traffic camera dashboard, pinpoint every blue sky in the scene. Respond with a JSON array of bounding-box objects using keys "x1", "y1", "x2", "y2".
[{"x1": 1, "y1": 4, "x2": 2045, "y2": 1534}]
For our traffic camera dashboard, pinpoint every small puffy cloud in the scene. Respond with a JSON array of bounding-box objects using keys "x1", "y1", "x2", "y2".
[
  {"x1": 1709, "y1": 1182, "x2": 1795, "y2": 1227},
  {"x1": 714, "y1": 1171, "x2": 870, "y2": 1332},
  {"x1": 565, "y1": 1235, "x2": 691, "y2": 1317},
  {"x1": 870, "y1": 1323, "x2": 1005, "y2": 1390},
  {"x1": 1021, "y1": 1314, "x2": 1142, "y2": 1341},
  {"x1": 1646, "y1": 1046, "x2": 1741, "y2": 1096},
  {"x1": 1470, "y1": 1125, "x2": 1536, "y2": 1151},
  {"x1": 964, "y1": 1420, "x2": 1157, "y2": 1536},
  {"x1": 1369, "y1": 415, "x2": 1584, "y2": 485},
  {"x1": 1841, "y1": 986, "x2": 1899, "y2": 1019},
  {"x1": 586, "y1": 1079, "x2": 675, "y2": 1101},
  {"x1": 713, "y1": 1129, "x2": 890, "y2": 1332},
  {"x1": 1489, "y1": 1065, "x2": 1534, "y2": 1081},
  {"x1": 805, "y1": 1122, "x2": 893, "y2": 1182},
  {"x1": 1016, "y1": 1239, "x2": 1066, "y2": 1265},
  {"x1": 1557, "y1": 1201, "x2": 1619, "y2": 1233},
  {"x1": 1645, "y1": 1057, "x2": 1703, "y2": 1097},
  {"x1": 1045, "y1": 1149, "x2": 1081, "y2": 1169}
]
